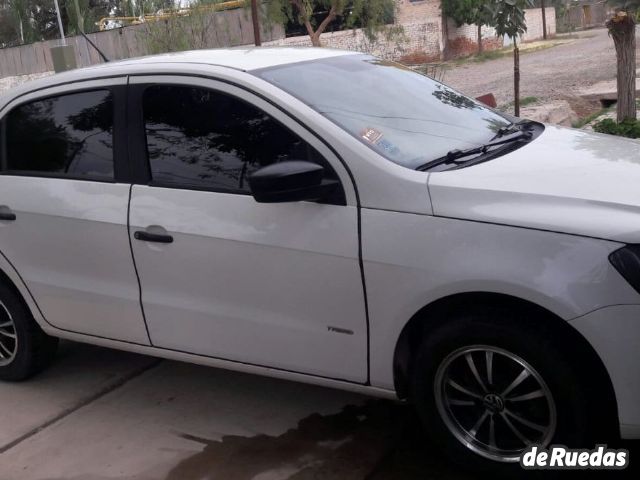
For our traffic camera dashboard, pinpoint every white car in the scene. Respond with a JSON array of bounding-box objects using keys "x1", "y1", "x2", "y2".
[{"x1": 0, "y1": 48, "x2": 638, "y2": 472}]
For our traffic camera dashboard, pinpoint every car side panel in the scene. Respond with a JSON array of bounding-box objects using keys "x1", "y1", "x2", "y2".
[
  {"x1": 361, "y1": 209, "x2": 639, "y2": 390},
  {"x1": 0, "y1": 177, "x2": 149, "y2": 343},
  {"x1": 569, "y1": 305, "x2": 640, "y2": 437}
]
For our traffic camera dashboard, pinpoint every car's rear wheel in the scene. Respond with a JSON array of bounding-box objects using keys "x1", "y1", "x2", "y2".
[
  {"x1": 0, "y1": 282, "x2": 58, "y2": 381},
  {"x1": 411, "y1": 307, "x2": 603, "y2": 475}
]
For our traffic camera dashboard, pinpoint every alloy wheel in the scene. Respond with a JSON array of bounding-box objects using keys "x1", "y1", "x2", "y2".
[
  {"x1": 434, "y1": 345, "x2": 556, "y2": 462},
  {"x1": 0, "y1": 300, "x2": 18, "y2": 366}
]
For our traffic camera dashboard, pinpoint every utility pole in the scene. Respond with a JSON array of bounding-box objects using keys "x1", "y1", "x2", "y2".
[
  {"x1": 251, "y1": 0, "x2": 262, "y2": 46},
  {"x1": 53, "y1": 0, "x2": 66, "y2": 45}
]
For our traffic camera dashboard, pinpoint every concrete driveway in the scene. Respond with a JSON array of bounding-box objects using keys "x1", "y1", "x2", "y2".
[
  {"x1": 0, "y1": 342, "x2": 636, "y2": 479},
  {"x1": 0, "y1": 341, "x2": 469, "y2": 480}
]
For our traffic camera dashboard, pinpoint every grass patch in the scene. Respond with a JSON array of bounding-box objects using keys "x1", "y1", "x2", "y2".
[
  {"x1": 520, "y1": 96, "x2": 539, "y2": 107},
  {"x1": 593, "y1": 118, "x2": 640, "y2": 138},
  {"x1": 572, "y1": 108, "x2": 610, "y2": 128},
  {"x1": 499, "y1": 96, "x2": 540, "y2": 112}
]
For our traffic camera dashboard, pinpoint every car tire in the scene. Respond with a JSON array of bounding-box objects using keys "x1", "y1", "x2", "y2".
[
  {"x1": 410, "y1": 306, "x2": 602, "y2": 476},
  {"x1": 0, "y1": 282, "x2": 58, "y2": 381}
]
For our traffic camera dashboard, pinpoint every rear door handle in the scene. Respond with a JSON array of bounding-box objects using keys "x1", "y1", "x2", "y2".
[
  {"x1": 0, "y1": 207, "x2": 16, "y2": 221},
  {"x1": 134, "y1": 231, "x2": 173, "y2": 244}
]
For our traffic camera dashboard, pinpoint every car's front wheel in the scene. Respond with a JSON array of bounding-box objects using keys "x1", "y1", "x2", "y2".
[
  {"x1": 411, "y1": 307, "x2": 602, "y2": 474},
  {"x1": 0, "y1": 281, "x2": 58, "y2": 381}
]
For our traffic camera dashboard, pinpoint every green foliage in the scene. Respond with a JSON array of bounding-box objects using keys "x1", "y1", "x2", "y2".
[
  {"x1": 442, "y1": 0, "x2": 494, "y2": 28},
  {"x1": 0, "y1": 0, "x2": 129, "y2": 45},
  {"x1": 265, "y1": 0, "x2": 396, "y2": 43},
  {"x1": 607, "y1": 0, "x2": 640, "y2": 12},
  {"x1": 64, "y1": 0, "x2": 123, "y2": 35},
  {"x1": 142, "y1": 1, "x2": 223, "y2": 55},
  {"x1": 593, "y1": 118, "x2": 640, "y2": 138},
  {"x1": 487, "y1": 0, "x2": 534, "y2": 41}
]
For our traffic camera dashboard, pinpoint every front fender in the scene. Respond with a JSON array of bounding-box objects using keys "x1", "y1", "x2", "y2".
[{"x1": 361, "y1": 210, "x2": 639, "y2": 390}]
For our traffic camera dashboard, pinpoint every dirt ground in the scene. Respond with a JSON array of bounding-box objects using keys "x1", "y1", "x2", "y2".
[{"x1": 444, "y1": 28, "x2": 639, "y2": 114}]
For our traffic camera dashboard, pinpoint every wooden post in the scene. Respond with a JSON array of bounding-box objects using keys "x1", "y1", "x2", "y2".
[
  {"x1": 251, "y1": 0, "x2": 262, "y2": 46},
  {"x1": 514, "y1": 41, "x2": 520, "y2": 117},
  {"x1": 541, "y1": 0, "x2": 547, "y2": 40}
]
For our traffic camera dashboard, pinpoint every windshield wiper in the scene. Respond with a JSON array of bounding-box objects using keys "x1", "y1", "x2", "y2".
[
  {"x1": 490, "y1": 119, "x2": 536, "y2": 140},
  {"x1": 416, "y1": 130, "x2": 533, "y2": 172}
]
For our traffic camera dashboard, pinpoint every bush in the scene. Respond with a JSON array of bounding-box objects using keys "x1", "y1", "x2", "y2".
[{"x1": 593, "y1": 118, "x2": 640, "y2": 139}]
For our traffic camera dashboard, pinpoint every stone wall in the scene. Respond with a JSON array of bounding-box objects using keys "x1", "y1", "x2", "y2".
[
  {"x1": 395, "y1": 0, "x2": 441, "y2": 25},
  {"x1": 264, "y1": 21, "x2": 443, "y2": 63},
  {"x1": 265, "y1": 3, "x2": 556, "y2": 63}
]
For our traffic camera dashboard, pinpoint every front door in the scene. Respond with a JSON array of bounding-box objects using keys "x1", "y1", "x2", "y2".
[{"x1": 127, "y1": 78, "x2": 368, "y2": 382}]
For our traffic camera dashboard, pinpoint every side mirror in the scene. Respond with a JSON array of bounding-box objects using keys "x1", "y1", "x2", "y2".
[{"x1": 249, "y1": 161, "x2": 338, "y2": 203}]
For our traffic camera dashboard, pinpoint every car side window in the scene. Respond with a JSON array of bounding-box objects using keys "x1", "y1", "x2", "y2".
[
  {"x1": 142, "y1": 84, "x2": 340, "y2": 195},
  {"x1": 2, "y1": 90, "x2": 114, "y2": 180}
]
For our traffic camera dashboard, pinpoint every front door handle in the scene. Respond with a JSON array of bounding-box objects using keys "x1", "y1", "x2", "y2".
[
  {"x1": 134, "y1": 231, "x2": 173, "y2": 244},
  {"x1": 0, "y1": 206, "x2": 16, "y2": 221}
]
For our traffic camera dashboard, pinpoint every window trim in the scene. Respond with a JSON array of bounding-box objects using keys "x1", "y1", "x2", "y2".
[
  {"x1": 0, "y1": 83, "x2": 128, "y2": 184},
  {"x1": 128, "y1": 80, "x2": 347, "y2": 205}
]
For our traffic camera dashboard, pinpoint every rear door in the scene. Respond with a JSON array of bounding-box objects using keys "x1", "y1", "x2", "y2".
[
  {"x1": 127, "y1": 76, "x2": 368, "y2": 381},
  {"x1": 0, "y1": 78, "x2": 149, "y2": 344}
]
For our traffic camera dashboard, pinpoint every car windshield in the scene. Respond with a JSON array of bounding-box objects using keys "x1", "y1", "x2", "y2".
[{"x1": 254, "y1": 55, "x2": 513, "y2": 170}]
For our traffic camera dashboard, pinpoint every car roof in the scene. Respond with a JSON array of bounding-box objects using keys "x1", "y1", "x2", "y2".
[
  {"x1": 113, "y1": 47, "x2": 359, "y2": 71},
  {"x1": 0, "y1": 47, "x2": 359, "y2": 108}
]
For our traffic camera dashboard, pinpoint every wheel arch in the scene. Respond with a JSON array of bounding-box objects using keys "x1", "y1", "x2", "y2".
[
  {"x1": 0, "y1": 255, "x2": 48, "y2": 331},
  {"x1": 392, "y1": 291, "x2": 619, "y2": 438}
]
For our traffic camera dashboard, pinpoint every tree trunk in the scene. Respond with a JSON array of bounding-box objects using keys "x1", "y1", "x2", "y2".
[
  {"x1": 514, "y1": 41, "x2": 520, "y2": 117},
  {"x1": 250, "y1": 0, "x2": 261, "y2": 46},
  {"x1": 541, "y1": 0, "x2": 547, "y2": 40},
  {"x1": 18, "y1": 15, "x2": 24, "y2": 44},
  {"x1": 477, "y1": 24, "x2": 483, "y2": 53},
  {"x1": 73, "y1": 0, "x2": 85, "y2": 33},
  {"x1": 607, "y1": 13, "x2": 637, "y2": 122},
  {"x1": 310, "y1": 32, "x2": 322, "y2": 47}
]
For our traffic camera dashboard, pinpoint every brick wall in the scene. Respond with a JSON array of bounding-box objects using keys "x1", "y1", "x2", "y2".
[
  {"x1": 521, "y1": 7, "x2": 557, "y2": 42},
  {"x1": 446, "y1": 19, "x2": 502, "y2": 57}
]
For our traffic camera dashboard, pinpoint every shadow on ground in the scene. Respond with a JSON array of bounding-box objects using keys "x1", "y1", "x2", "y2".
[{"x1": 165, "y1": 400, "x2": 472, "y2": 480}]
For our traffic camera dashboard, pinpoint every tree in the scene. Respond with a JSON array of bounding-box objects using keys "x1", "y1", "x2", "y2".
[
  {"x1": 265, "y1": 0, "x2": 396, "y2": 47},
  {"x1": 442, "y1": 0, "x2": 494, "y2": 53},
  {"x1": 64, "y1": 1, "x2": 122, "y2": 35},
  {"x1": 488, "y1": 0, "x2": 533, "y2": 116},
  {"x1": 607, "y1": 1, "x2": 638, "y2": 122}
]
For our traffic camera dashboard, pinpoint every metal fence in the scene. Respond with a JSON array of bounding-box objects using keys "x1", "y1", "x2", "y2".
[{"x1": 0, "y1": 8, "x2": 284, "y2": 78}]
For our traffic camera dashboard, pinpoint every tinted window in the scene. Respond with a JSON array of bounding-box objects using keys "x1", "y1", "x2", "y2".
[
  {"x1": 3, "y1": 90, "x2": 114, "y2": 179},
  {"x1": 143, "y1": 85, "x2": 332, "y2": 193}
]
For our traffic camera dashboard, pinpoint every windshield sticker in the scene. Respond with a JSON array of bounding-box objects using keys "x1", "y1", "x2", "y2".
[
  {"x1": 361, "y1": 128, "x2": 384, "y2": 144},
  {"x1": 361, "y1": 127, "x2": 400, "y2": 156}
]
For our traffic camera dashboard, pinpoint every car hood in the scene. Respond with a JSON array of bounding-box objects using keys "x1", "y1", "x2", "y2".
[{"x1": 427, "y1": 125, "x2": 640, "y2": 243}]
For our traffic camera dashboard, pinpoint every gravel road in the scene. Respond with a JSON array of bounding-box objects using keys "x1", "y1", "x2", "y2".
[{"x1": 444, "y1": 28, "x2": 638, "y2": 107}]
